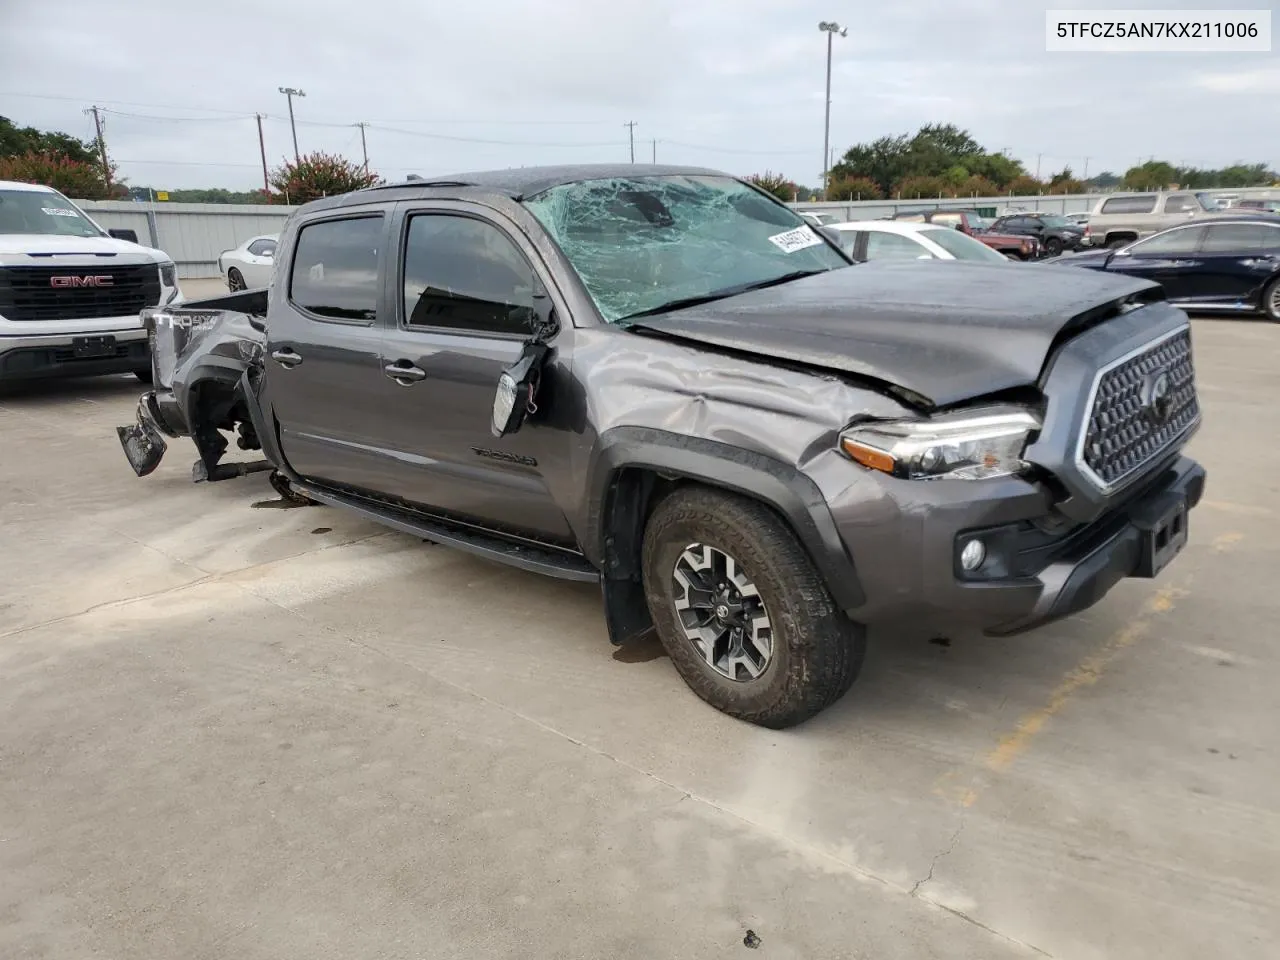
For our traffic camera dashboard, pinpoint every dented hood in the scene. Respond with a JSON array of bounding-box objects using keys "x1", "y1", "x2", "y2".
[{"x1": 631, "y1": 260, "x2": 1160, "y2": 407}]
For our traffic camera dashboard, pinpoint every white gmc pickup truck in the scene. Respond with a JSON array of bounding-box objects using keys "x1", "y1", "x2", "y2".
[{"x1": 0, "y1": 180, "x2": 183, "y2": 382}]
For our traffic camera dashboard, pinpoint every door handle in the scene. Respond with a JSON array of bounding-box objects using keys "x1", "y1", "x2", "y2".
[
  {"x1": 384, "y1": 360, "x2": 427, "y2": 385},
  {"x1": 271, "y1": 348, "x2": 303, "y2": 368}
]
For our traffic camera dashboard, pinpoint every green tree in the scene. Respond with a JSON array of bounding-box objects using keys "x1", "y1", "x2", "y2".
[
  {"x1": 824, "y1": 175, "x2": 882, "y2": 201},
  {"x1": 1087, "y1": 171, "x2": 1121, "y2": 189},
  {"x1": 0, "y1": 151, "x2": 113, "y2": 199},
  {"x1": 268, "y1": 151, "x2": 383, "y2": 204},
  {"x1": 830, "y1": 124, "x2": 1026, "y2": 195},
  {"x1": 1004, "y1": 175, "x2": 1044, "y2": 195},
  {"x1": 0, "y1": 116, "x2": 99, "y2": 165},
  {"x1": 1123, "y1": 160, "x2": 1177, "y2": 190},
  {"x1": 958, "y1": 174, "x2": 1000, "y2": 197},
  {"x1": 894, "y1": 175, "x2": 951, "y2": 199},
  {"x1": 746, "y1": 170, "x2": 797, "y2": 202}
]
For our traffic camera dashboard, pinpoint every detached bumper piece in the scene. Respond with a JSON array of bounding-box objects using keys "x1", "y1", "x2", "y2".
[
  {"x1": 986, "y1": 457, "x2": 1205, "y2": 636},
  {"x1": 116, "y1": 392, "x2": 170, "y2": 477}
]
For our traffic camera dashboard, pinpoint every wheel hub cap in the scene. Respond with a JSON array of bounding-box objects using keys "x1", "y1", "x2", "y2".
[{"x1": 671, "y1": 543, "x2": 774, "y2": 682}]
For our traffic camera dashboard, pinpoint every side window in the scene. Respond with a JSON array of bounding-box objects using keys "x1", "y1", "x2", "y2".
[
  {"x1": 1202, "y1": 223, "x2": 1280, "y2": 253},
  {"x1": 1163, "y1": 195, "x2": 1197, "y2": 214},
  {"x1": 865, "y1": 232, "x2": 931, "y2": 260},
  {"x1": 833, "y1": 230, "x2": 860, "y2": 258},
  {"x1": 402, "y1": 214, "x2": 536, "y2": 335},
  {"x1": 930, "y1": 213, "x2": 962, "y2": 229},
  {"x1": 248, "y1": 238, "x2": 277, "y2": 257},
  {"x1": 289, "y1": 215, "x2": 382, "y2": 321},
  {"x1": 1101, "y1": 195, "x2": 1157, "y2": 214},
  {"x1": 1128, "y1": 226, "x2": 1205, "y2": 255}
]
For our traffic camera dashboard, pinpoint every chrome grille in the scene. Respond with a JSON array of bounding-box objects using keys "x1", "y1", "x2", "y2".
[{"x1": 1081, "y1": 328, "x2": 1198, "y2": 490}]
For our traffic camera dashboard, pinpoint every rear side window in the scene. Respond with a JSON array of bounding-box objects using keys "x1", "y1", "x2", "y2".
[
  {"x1": 1163, "y1": 195, "x2": 1198, "y2": 214},
  {"x1": 289, "y1": 215, "x2": 383, "y2": 321},
  {"x1": 1100, "y1": 196, "x2": 1157, "y2": 214},
  {"x1": 865, "y1": 231, "x2": 930, "y2": 260},
  {"x1": 1202, "y1": 223, "x2": 1280, "y2": 253},
  {"x1": 248, "y1": 238, "x2": 277, "y2": 256},
  {"x1": 401, "y1": 214, "x2": 536, "y2": 335}
]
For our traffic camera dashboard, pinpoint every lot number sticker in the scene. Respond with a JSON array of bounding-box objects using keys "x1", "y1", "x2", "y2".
[
  {"x1": 768, "y1": 226, "x2": 823, "y2": 253},
  {"x1": 41, "y1": 207, "x2": 81, "y2": 217}
]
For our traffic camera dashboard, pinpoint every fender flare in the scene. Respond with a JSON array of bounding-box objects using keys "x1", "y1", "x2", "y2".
[{"x1": 586, "y1": 426, "x2": 864, "y2": 613}]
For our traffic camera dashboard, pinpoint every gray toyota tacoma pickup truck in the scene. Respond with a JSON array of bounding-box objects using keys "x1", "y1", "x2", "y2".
[{"x1": 116, "y1": 164, "x2": 1205, "y2": 728}]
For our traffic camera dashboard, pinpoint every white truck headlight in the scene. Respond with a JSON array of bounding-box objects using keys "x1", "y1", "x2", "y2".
[
  {"x1": 840, "y1": 408, "x2": 1041, "y2": 481},
  {"x1": 159, "y1": 261, "x2": 177, "y2": 287}
]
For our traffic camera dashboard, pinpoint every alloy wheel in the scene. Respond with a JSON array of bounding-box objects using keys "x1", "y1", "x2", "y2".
[
  {"x1": 671, "y1": 543, "x2": 774, "y2": 681},
  {"x1": 1269, "y1": 281, "x2": 1280, "y2": 319}
]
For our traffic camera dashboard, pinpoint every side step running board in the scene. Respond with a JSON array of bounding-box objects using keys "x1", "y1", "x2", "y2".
[{"x1": 292, "y1": 481, "x2": 600, "y2": 583}]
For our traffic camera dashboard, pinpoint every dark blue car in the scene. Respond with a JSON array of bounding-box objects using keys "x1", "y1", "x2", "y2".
[{"x1": 1049, "y1": 216, "x2": 1280, "y2": 322}]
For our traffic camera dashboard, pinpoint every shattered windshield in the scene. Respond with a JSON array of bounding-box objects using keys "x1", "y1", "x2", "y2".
[{"x1": 523, "y1": 175, "x2": 849, "y2": 323}]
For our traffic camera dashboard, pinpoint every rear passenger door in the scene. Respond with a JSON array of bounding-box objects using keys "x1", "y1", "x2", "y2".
[
  {"x1": 1192, "y1": 222, "x2": 1280, "y2": 305},
  {"x1": 266, "y1": 211, "x2": 392, "y2": 490},
  {"x1": 372, "y1": 204, "x2": 576, "y2": 545}
]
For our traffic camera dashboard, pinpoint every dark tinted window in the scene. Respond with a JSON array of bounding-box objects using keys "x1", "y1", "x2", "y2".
[
  {"x1": 402, "y1": 214, "x2": 536, "y2": 334},
  {"x1": 1163, "y1": 195, "x2": 1198, "y2": 214},
  {"x1": 248, "y1": 238, "x2": 277, "y2": 256},
  {"x1": 1202, "y1": 223, "x2": 1280, "y2": 253},
  {"x1": 289, "y1": 216, "x2": 382, "y2": 321},
  {"x1": 1100, "y1": 195, "x2": 1157, "y2": 214},
  {"x1": 1129, "y1": 225, "x2": 1205, "y2": 255}
]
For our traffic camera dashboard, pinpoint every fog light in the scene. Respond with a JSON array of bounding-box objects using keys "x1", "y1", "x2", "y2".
[{"x1": 960, "y1": 539, "x2": 986, "y2": 571}]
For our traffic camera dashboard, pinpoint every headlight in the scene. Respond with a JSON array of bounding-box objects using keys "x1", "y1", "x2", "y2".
[
  {"x1": 159, "y1": 261, "x2": 177, "y2": 287},
  {"x1": 840, "y1": 408, "x2": 1041, "y2": 480}
]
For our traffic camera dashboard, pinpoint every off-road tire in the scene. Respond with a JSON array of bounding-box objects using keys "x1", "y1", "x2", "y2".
[
  {"x1": 1262, "y1": 277, "x2": 1280, "y2": 323},
  {"x1": 641, "y1": 485, "x2": 866, "y2": 728}
]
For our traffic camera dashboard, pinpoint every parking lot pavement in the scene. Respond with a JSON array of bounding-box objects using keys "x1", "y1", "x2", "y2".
[{"x1": 1, "y1": 318, "x2": 1277, "y2": 959}]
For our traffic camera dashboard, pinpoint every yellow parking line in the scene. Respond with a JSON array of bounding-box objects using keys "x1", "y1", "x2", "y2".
[{"x1": 984, "y1": 584, "x2": 1182, "y2": 774}]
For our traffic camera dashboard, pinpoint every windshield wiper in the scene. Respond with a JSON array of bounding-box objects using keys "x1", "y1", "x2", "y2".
[{"x1": 617, "y1": 269, "x2": 828, "y2": 323}]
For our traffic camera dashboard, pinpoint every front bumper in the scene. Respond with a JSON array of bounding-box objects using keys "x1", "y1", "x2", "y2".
[
  {"x1": 0, "y1": 328, "x2": 149, "y2": 381},
  {"x1": 820, "y1": 453, "x2": 1205, "y2": 636}
]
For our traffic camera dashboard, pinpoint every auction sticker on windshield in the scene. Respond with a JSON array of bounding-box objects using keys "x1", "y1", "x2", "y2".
[
  {"x1": 41, "y1": 207, "x2": 81, "y2": 217},
  {"x1": 768, "y1": 226, "x2": 824, "y2": 254}
]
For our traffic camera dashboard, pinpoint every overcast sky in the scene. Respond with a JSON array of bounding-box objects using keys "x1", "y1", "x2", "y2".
[{"x1": 1, "y1": 0, "x2": 1276, "y2": 190}]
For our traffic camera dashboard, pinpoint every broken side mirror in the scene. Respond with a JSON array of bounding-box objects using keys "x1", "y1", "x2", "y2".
[
  {"x1": 491, "y1": 286, "x2": 558, "y2": 438},
  {"x1": 492, "y1": 342, "x2": 550, "y2": 437}
]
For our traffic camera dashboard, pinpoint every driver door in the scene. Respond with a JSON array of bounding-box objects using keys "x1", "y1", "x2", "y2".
[
  {"x1": 372, "y1": 203, "x2": 576, "y2": 546},
  {"x1": 1105, "y1": 224, "x2": 1206, "y2": 300}
]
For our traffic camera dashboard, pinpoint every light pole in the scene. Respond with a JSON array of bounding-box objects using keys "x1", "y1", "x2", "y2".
[
  {"x1": 818, "y1": 21, "x2": 847, "y2": 198},
  {"x1": 278, "y1": 86, "x2": 306, "y2": 162}
]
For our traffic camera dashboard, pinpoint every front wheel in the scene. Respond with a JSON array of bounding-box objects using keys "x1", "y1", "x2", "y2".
[
  {"x1": 1263, "y1": 277, "x2": 1280, "y2": 322},
  {"x1": 641, "y1": 486, "x2": 866, "y2": 728}
]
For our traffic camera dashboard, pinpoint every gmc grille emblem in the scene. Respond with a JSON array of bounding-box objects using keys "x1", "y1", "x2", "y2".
[{"x1": 50, "y1": 275, "x2": 114, "y2": 288}]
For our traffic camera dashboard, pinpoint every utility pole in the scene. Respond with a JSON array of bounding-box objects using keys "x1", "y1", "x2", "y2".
[
  {"x1": 89, "y1": 105, "x2": 111, "y2": 192},
  {"x1": 278, "y1": 86, "x2": 306, "y2": 162},
  {"x1": 624, "y1": 121, "x2": 637, "y2": 163},
  {"x1": 818, "y1": 21, "x2": 847, "y2": 197},
  {"x1": 1082, "y1": 156, "x2": 1090, "y2": 180},
  {"x1": 652, "y1": 139, "x2": 656, "y2": 164},
  {"x1": 255, "y1": 113, "x2": 270, "y2": 194},
  {"x1": 1036, "y1": 153, "x2": 1042, "y2": 179},
  {"x1": 355, "y1": 122, "x2": 369, "y2": 173}
]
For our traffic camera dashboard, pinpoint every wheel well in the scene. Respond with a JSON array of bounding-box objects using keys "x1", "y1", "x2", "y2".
[{"x1": 599, "y1": 467, "x2": 843, "y2": 645}]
